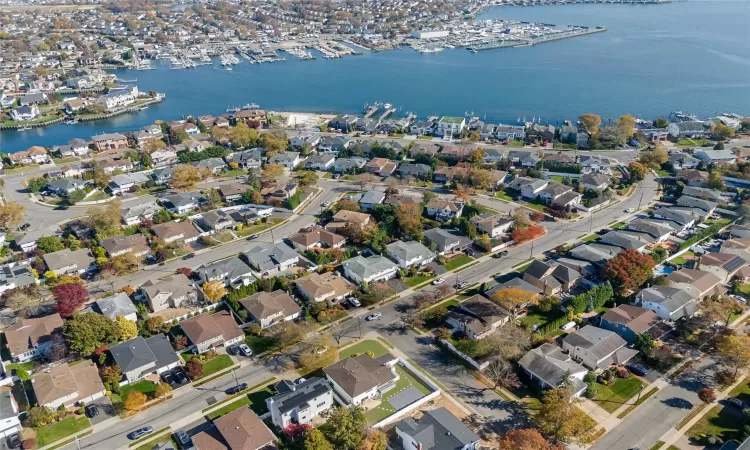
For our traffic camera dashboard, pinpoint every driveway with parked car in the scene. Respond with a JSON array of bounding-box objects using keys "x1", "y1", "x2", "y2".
[
  {"x1": 161, "y1": 367, "x2": 190, "y2": 389},
  {"x1": 87, "y1": 397, "x2": 118, "y2": 424}
]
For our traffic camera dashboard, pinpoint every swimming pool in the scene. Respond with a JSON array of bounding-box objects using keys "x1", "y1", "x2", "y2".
[{"x1": 653, "y1": 266, "x2": 674, "y2": 276}]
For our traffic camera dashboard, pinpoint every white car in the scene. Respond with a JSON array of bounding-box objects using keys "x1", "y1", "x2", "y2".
[
  {"x1": 625, "y1": 208, "x2": 635, "y2": 213},
  {"x1": 365, "y1": 312, "x2": 382, "y2": 321},
  {"x1": 348, "y1": 297, "x2": 361, "y2": 307},
  {"x1": 238, "y1": 344, "x2": 252, "y2": 357},
  {"x1": 432, "y1": 278, "x2": 446, "y2": 285},
  {"x1": 320, "y1": 201, "x2": 331, "y2": 207}
]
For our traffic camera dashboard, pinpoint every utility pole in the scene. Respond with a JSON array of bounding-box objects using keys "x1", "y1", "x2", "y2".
[
  {"x1": 232, "y1": 368, "x2": 239, "y2": 387},
  {"x1": 589, "y1": 210, "x2": 593, "y2": 233},
  {"x1": 530, "y1": 240, "x2": 534, "y2": 259},
  {"x1": 635, "y1": 382, "x2": 645, "y2": 404}
]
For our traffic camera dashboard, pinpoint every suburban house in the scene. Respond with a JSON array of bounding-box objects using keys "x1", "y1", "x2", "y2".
[
  {"x1": 408, "y1": 142, "x2": 440, "y2": 157},
  {"x1": 197, "y1": 210, "x2": 236, "y2": 231},
  {"x1": 290, "y1": 132, "x2": 321, "y2": 149},
  {"x1": 304, "y1": 154, "x2": 336, "y2": 171},
  {"x1": 218, "y1": 183, "x2": 247, "y2": 202},
  {"x1": 10, "y1": 105, "x2": 40, "y2": 122},
  {"x1": 423, "y1": 228, "x2": 473, "y2": 255},
  {"x1": 666, "y1": 268, "x2": 723, "y2": 298},
  {"x1": 56, "y1": 139, "x2": 89, "y2": 158},
  {"x1": 667, "y1": 121, "x2": 707, "y2": 138},
  {"x1": 140, "y1": 273, "x2": 203, "y2": 313},
  {"x1": 694, "y1": 150, "x2": 736, "y2": 165},
  {"x1": 42, "y1": 249, "x2": 95, "y2": 276},
  {"x1": 626, "y1": 219, "x2": 675, "y2": 242},
  {"x1": 397, "y1": 163, "x2": 432, "y2": 180},
  {"x1": 108, "y1": 172, "x2": 150, "y2": 195},
  {"x1": 437, "y1": 116, "x2": 466, "y2": 137},
  {"x1": 522, "y1": 260, "x2": 581, "y2": 296},
  {"x1": 676, "y1": 195, "x2": 718, "y2": 215},
  {"x1": 318, "y1": 136, "x2": 350, "y2": 153},
  {"x1": 483, "y1": 148, "x2": 505, "y2": 163},
  {"x1": 696, "y1": 252, "x2": 748, "y2": 282},
  {"x1": 228, "y1": 148, "x2": 263, "y2": 169},
  {"x1": 240, "y1": 290, "x2": 302, "y2": 329},
  {"x1": 385, "y1": 194, "x2": 422, "y2": 208},
  {"x1": 148, "y1": 148, "x2": 178, "y2": 167},
  {"x1": 121, "y1": 202, "x2": 161, "y2": 226},
  {"x1": 0, "y1": 261, "x2": 37, "y2": 295},
  {"x1": 323, "y1": 352, "x2": 399, "y2": 405},
  {"x1": 507, "y1": 151, "x2": 540, "y2": 168},
  {"x1": 561, "y1": 325, "x2": 637, "y2": 370},
  {"x1": 5, "y1": 314, "x2": 63, "y2": 362},
  {"x1": 669, "y1": 152, "x2": 701, "y2": 170},
  {"x1": 424, "y1": 199, "x2": 463, "y2": 220},
  {"x1": 260, "y1": 183, "x2": 298, "y2": 201},
  {"x1": 13, "y1": 230, "x2": 46, "y2": 252},
  {"x1": 598, "y1": 230, "x2": 655, "y2": 252},
  {"x1": 579, "y1": 173, "x2": 611, "y2": 191},
  {"x1": 446, "y1": 294, "x2": 509, "y2": 340},
  {"x1": 161, "y1": 192, "x2": 207, "y2": 214},
  {"x1": 191, "y1": 406, "x2": 276, "y2": 450},
  {"x1": 267, "y1": 151, "x2": 301, "y2": 170},
  {"x1": 651, "y1": 207, "x2": 699, "y2": 230},
  {"x1": 637, "y1": 285, "x2": 698, "y2": 320},
  {"x1": 289, "y1": 227, "x2": 346, "y2": 251},
  {"x1": 91, "y1": 133, "x2": 128, "y2": 151},
  {"x1": 682, "y1": 186, "x2": 725, "y2": 203},
  {"x1": 294, "y1": 272, "x2": 354, "y2": 303},
  {"x1": 98, "y1": 158, "x2": 134, "y2": 174},
  {"x1": 266, "y1": 377, "x2": 334, "y2": 429},
  {"x1": 525, "y1": 123, "x2": 555, "y2": 142},
  {"x1": 109, "y1": 334, "x2": 180, "y2": 383},
  {"x1": 151, "y1": 167, "x2": 174, "y2": 185},
  {"x1": 243, "y1": 243, "x2": 300, "y2": 276},
  {"x1": 150, "y1": 221, "x2": 201, "y2": 244},
  {"x1": 495, "y1": 124, "x2": 525, "y2": 141},
  {"x1": 47, "y1": 178, "x2": 88, "y2": 197},
  {"x1": 180, "y1": 311, "x2": 244, "y2": 354},
  {"x1": 100, "y1": 234, "x2": 150, "y2": 257},
  {"x1": 8, "y1": 146, "x2": 50, "y2": 165},
  {"x1": 31, "y1": 361, "x2": 106, "y2": 409},
  {"x1": 599, "y1": 305, "x2": 660, "y2": 344},
  {"x1": 195, "y1": 257, "x2": 254, "y2": 288},
  {"x1": 433, "y1": 166, "x2": 468, "y2": 184},
  {"x1": 349, "y1": 191, "x2": 386, "y2": 211},
  {"x1": 386, "y1": 240, "x2": 436, "y2": 268},
  {"x1": 518, "y1": 343, "x2": 587, "y2": 397},
  {"x1": 678, "y1": 169, "x2": 709, "y2": 187},
  {"x1": 366, "y1": 158, "x2": 398, "y2": 177},
  {"x1": 394, "y1": 408, "x2": 480, "y2": 450},
  {"x1": 325, "y1": 210, "x2": 371, "y2": 233},
  {"x1": 92, "y1": 292, "x2": 138, "y2": 322},
  {"x1": 333, "y1": 157, "x2": 368, "y2": 173},
  {"x1": 538, "y1": 182, "x2": 574, "y2": 204},
  {"x1": 580, "y1": 155, "x2": 617, "y2": 175},
  {"x1": 342, "y1": 255, "x2": 399, "y2": 284},
  {"x1": 506, "y1": 177, "x2": 548, "y2": 199}
]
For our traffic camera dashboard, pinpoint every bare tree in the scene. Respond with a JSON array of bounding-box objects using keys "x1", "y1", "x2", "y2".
[{"x1": 485, "y1": 357, "x2": 520, "y2": 389}]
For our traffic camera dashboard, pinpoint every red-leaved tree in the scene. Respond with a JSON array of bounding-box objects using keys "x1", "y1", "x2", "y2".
[
  {"x1": 175, "y1": 267, "x2": 193, "y2": 278},
  {"x1": 601, "y1": 248, "x2": 655, "y2": 295},
  {"x1": 53, "y1": 283, "x2": 89, "y2": 317},
  {"x1": 529, "y1": 211, "x2": 545, "y2": 222},
  {"x1": 512, "y1": 225, "x2": 545, "y2": 243}
]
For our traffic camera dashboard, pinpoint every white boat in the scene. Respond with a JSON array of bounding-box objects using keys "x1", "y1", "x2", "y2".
[
  {"x1": 225, "y1": 66, "x2": 233, "y2": 71},
  {"x1": 17, "y1": 125, "x2": 31, "y2": 131}
]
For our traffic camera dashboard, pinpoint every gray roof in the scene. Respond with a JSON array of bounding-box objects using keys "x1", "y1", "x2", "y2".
[
  {"x1": 110, "y1": 172, "x2": 150, "y2": 186},
  {"x1": 0, "y1": 262, "x2": 36, "y2": 292},
  {"x1": 486, "y1": 277, "x2": 542, "y2": 296},
  {"x1": 47, "y1": 178, "x2": 86, "y2": 192},
  {"x1": 350, "y1": 190, "x2": 385, "y2": 205},
  {"x1": 518, "y1": 343, "x2": 587, "y2": 393},
  {"x1": 676, "y1": 195, "x2": 718, "y2": 212},
  {"x1": 562, "y1": 325, "x2": 628, "y2": 361},
  {"x1": 600, "y1": 230, "x2": 655, "y2": 250},
  {"x1": 342, "y1": 255, "x2": 398, "y2": 279},
  {"x1": 638, "y1": 285, "x2": 698, "y2": 316},
  {"x1": 42, "y1": 248, "x2": 94, "y2": 272},
  {"x1": 162, "y1": 191, "x2": 206, "y2": 210},
  {"x1": 109, "y1": 336, "x2": 157, "y2": 373},
  {"x1": 398, "y1": 163, "x2": 431, "y2": 176},
  {"x1": 423, "y1": 228, "x2": 471, "y2": 248},
  {"x1": 627, "y1": 219, "x2": 675, "y2": 239},
  {"x1": 191, "y1": 158, "x2": 226, "y2": 171},
  {"x1": 394, "y1": 408, "x2": 480, "y2": 450},
  {"x1": 334, "y1": 157, "x2": 368, "y2": 170},
  {"x1": 94, "y1": 293, "x2": 137, "y2": 319},
  {"x1": 304, "y1": 154, "x2": 336, "y2": 165},
  {"x1": 122, "y1": 202, "x2": 161, "y2": 222},
  {"x1": 144, "y1": 334, "x2": 180, "y2": 373},
  {"x1": 199, "y1": 209, "x2": 236, "y2": 227},
  {"x1": 386, "y1": 240, "x2": 434, "y2": 262},
  {"x1": 268, "y1": 377, "x2": 332, "y2": 415},
  {"x1": 568, "y1": 244, "x2": 620, "y2": 267},
  {"x1": 196, "y1": 256, "x2": 253, "y2": 281},
  {"x1": 229, "y1": 148, "x2": 263, "y2": 164},
  {"x1": 91, "y1": 133, "x2": 127, "y2": 142},
  {"x1": 652, "y1": 207, "x2": 699, "y2": 225},
  {"x1": 682, "y1": 186, "x2": 724, "y2": 202},
  {"x1": 151, "y1": 166, "x2": 174, "y2": 180},
  {"x1": 579, "y1": 172, "x2": 610, "y2": 187},
  {"x1": 243, "y1": 243, "x2": 299, "y2": 272},
  {"x1": 14, "y1": 230, "x2": 48, "y2": 246},
  {"x1": 267, "y1": 151, "x2": 300, "y2": 164}
]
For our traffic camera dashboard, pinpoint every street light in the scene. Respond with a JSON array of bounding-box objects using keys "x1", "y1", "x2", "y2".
[{"x1": 635, "y1": 382, "x2": 645, "y2": 404}]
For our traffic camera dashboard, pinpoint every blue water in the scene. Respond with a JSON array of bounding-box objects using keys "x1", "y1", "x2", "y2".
[{"x1": 1, "y1": 0, "x2": 749, "y2": 154}]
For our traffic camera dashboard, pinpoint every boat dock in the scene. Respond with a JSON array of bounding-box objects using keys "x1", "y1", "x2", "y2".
[{"x1": 468, "y1": 26, "x2": 606, "y2": 51}]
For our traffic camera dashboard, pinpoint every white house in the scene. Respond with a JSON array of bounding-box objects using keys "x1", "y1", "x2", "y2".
[
  {"x1": 266, "y1": 378, "x2": 334, "y2": 429},
  {"x1": 386, "y1": 240, "x2": 436, "y2": 268},
  {"x1": 560, "y1": 326, "x2": 637, "y2": 370},
  {"x1": 437, "y1": 116, "x2": 466, "y2": 138},
  {"x1": 342, "y1": 255, "x2": 399, "y2": 284}
]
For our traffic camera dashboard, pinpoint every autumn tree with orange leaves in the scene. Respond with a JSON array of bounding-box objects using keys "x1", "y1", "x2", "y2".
[
  {"x1": 490, "y1": 287, "x2": 538, "y2": 320},
  {"x1": 601, "y1": 248, "x2": 655, "y2": 295},
  {"x1": 497, "y1": 429, "x2": 565, "y2": 450}
]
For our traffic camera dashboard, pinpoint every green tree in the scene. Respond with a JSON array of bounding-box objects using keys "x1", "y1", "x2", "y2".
[
  {"x1": 229, "y1": 122, "x2": 258, "y2": 148},
  {"x1": 634, "y1": 333, "x2": 656, "y2": 353},
  {"x1": 711, "y1": 123, "x2": 735, "y2": 140},
  {"x1": 534, "y1": 388, "x2": 594, "y2": 444},
  {"x1": 26, "y1": 176, "x2": 48, "y2": 192},
  {"x1": 319, "y1": 406, "x2": 366, "y2": 450},
  {"x1": 303, "y1": 428, "x2": 333, "y2": 450},
  {"x1": 16, "y1": 367, "x2": 30, "y2": 381},
  {"x1": 298, "y1": 170, "x2": 319, "y2": 187},
  {"x1": 615, "y1": 114, "x2": 637, "y2": 144},
  {"x1": 653, "y1": 117, "x2": 669, "y2": 128},
  {"x1": 36, "y1": 236, "x2": 65, "y2": 254},
  {"x1": 628, "y1": 162, "x2": 647, "y2": 182},
  {"x1": 67, "y1": 189, "x2": 87, "y2": 204},
  {"x1": 64, "y1": 312, "x2": 120, "y2": 356},
  {"x1": 578, "y1": 113, "x2": 602, "y2": 135},
  {"x1": 706, "y1": 171, "x2": 724, "y2": 191},
  {"x1": 25, "y1": 407, "x2": 55, "y2": 427}
]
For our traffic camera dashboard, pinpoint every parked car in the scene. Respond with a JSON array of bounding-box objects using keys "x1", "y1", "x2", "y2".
[
  {"x1": 175, "y1": 371, "x2": 189, "y2": 384},
  {"x1": 162, "y1": 372, "x2": 176, "y2": 386},
  {"x1": 129, "y1": 426, "x2": 154, "y2": 440},
  {"x1": 238, "y1": 343, "x2": 252, "y2": 357},
  {"x1": 236, "y1": 175, "x2": 248, "y2": 180},
  {"x1": 226, "y1": 383, "x2": 249, "y2": 395},
  {"x1": 7, "y1": 433, "x2": 21, "y2": 449},
  {"x1": 348, "y1": 297, "x2": 361, "y2": 307},
  {"x1": 727, "y1": 398, "x2": 746, "y2": 409},
  {"x1": 173, "y1": 430, "x2": 192, "y2": 448},
  {"x1": 183, "y1": 253, "x2": 195, "y2": 260},
  {"x1": 627, "y1": 363, "x2": 649, "y2": 377},
  {"x1": 366, "y1": 312, "x2": 382, "y2": 321},
  {"x1": 625, "y1": 208, "x2": 635, "y2": 213},
  {"x1": 432, "y1": 278, "x2": 445, "y2": 285},
  {"x1": 493, "y1": 251, "x2": 509, "y2": 258},
  {"x1": 454, "y1": 281, "x2": 469, "y2": 289},
  {"x1": 321, "y1": 201, "x2": 331, "y2": 207},
  {"x1": 246, "y1": 234, "x2": 259, "y2": 241},
  {"x1": 19, "y1": 223, "x2": 30, "y2": 230},
  {"x1": 85, "y1": 404, "x2": 99, "y2": 418}
]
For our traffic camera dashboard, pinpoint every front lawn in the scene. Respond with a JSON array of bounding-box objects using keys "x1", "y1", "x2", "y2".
[
  {"x1": 236, "y1": 218, "x2": 284, "y2": 237},
  {"x1": 508, "y1": 140, "x2": 524, "y2": 147},
  {"x1": 133, "y1": 436, "x2": 176, "y2": 450},
  {"x1": 656, "y1": 169, "x2": 672, "y2": 177},
  {"x1": 183, "y1": 354, "x2": 235, "y2": 378},
  {"x1": 404, "y1": 274, "x2": 435, "y2": 287},
  {"x1": 591, "y1": 377, "x2": 646, "y2": 413},
  {"x1": 494, "y1": 191, "x2": 513, "y2": 202},
  {"x1": 523, "y1": 202, "x2": 546, "y2": 212},
  {"x1": 206, "y1": 387, "x2": 274, "y2": 420},
  {"x1": 443, "y1": 255, "x2": 473, "y2": 271},
  {"x1": 135, "y1": 185, "x2": 168, "y2": 197},
  {"x1": 244, "y1": 331, "x2": 280, "y2": 354},
  {"x1": 581, "y1": 234, "x2": 601, "y2": 243},
  {"x1": 687, "y1": 404, "x2": 745, "y2": 442},
  {"x1": 35, "y1": 416, "x2": 91, "y2": 447},
  {"x1": 217, "y1": 169, "x2": 248, "y2": 178},
  {"x1": 340, "y1": 340, "x2": 390, "y2": 359},
  {"x1": 213, "y1": 231, "x2": 235, "y2": 243},
  {"x1": 120, "y1": 380, "x2": 159, "y2": 400},
  {"x1": 85, "y1": 190, "x2": 110, "y2": 202},
  {"x1": 677, "y1": 138, "x2": 709, "y2": 147}
]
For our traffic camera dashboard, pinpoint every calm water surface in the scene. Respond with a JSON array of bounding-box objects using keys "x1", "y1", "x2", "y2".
[{"x1": 2, "y1": 0, "x2": 749, "y2": 153}]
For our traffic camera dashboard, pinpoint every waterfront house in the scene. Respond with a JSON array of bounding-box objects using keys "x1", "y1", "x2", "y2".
[
  {"x1": 561, "y1": 326, "x2": 637, "y2": 370},
  {"x1": 5, "y1": 314, "x2": 63, "y2": 363},
  {"x1": 20, "y1": 92, "x2": 48, "y2": 106},
  {"x1": 519, "y1": 343, "x2": 587, "y2": 397},
  {"x1": 304, "y1": 154, "x2": 336, "y2": 171},
  {"x1": 667, "y1": 121, "x2": 707, "y2": 138},
  {"x1": 10, "y1": 105, "x2": 40, "y2": 122},
  {"x1": 161, "y1": 192, "x2": 207, "y2": 214},
  {"x1": 294, "y1": 272, "x2": 354, "y2": 303},
  {"x1": 240, "y1": 290, "x2": 301, "y2": 329},
  {"x1": 637, "y1": 285, "x2": 698, "y2": 320},
  {"x1": 410, "y1": 120, "x2": 435, "y2": 136},
  {"x1": 191, "y1": 406, "x2": 276, "y2": 450},
  {"x1": 559, "y1": 125, "x2": 578, "y2": 142},
  {"x1": 195, "y1": 257, "x2": 253, "y2": 288},
  {"x1": 58, "y1": 138, "x2": 90, "y2": 157},
  {"x1": 121, "y1": 202, "x2": 161, "y2": 226},
  {"x1": 31, "y1": 361, "x2": 106, "y2": 409},
  {"x1": 525, "y1": 123, "x2": 555, "y2": 142},
  {"x1": 234, "y1": 109, "x2": 269, "y2": 126},
  {"x1": 394, "y1": 408, "x2": 480, "y2": 450},
  {"x1": 323, "y1": 352, "x2": 399, "y2": 406},
  {"x1": 93, "y1": 292, "x2": 138, "y2": 322},
  {"x1": 100, "y1": 234, "x2": 150, "y2": 257},
  {"x1": 446, "y1": 294, "x2": 509, "y2": 340},
  {"x1": 91, "y1": 133, "x2": 128, "y2": 151},
  {"x1": 471, "y1": 214, "x2": 513, "y2": 238},
  {"x1": 599, "y1": 305, "x2": 659, "y2": 344},
  {"x1": 386, "y1": 240, "x2": 436, "y2": 268},
  {"x1": 42, "y1": 249, "x2": 95, "y2": 276},
  {"x1": 437, "y1": 116, "x2": 466, "y2": 138},
  {"x1": 423, "y1": 228, "x2": 472, "y2": 255},
  {"x1": 140, "y1": 273, "x2": 202, "y2": 313},
  {"x1": 109, "y1": 334, "x2": 180, "y2": 383},
  {"x1": 342, "y1": 255, "x2": 399, "y2": 284},
  {"x1": 243, "y1": 243, "x2": 300, "y2": 277},
  {"x1": 228, "y1": 148, "x2": 263, "y2": 169},
  {"x1": 181, "y1": 311, "x2": 244, "y2": 354},
  {"x1": 425, "y1": 198, "x2": 463, "y2": 220},
  {"x1": 9, "y1": 146, "x2": 50, "y2": 165},
  {"x1": 266, "y1": 377, "x2": 334, "y2": 429},
  {"x1": 150, "y1": 221, "x2": 201, "y2": 244},
  {"x1": 95, "y1": 89, "x2": 135, "y2": 110},
  {"x1": 328, "y1": 114, "x2": 359, "y2": 133},
  {"x1": 495, "y1": 124, "x2": 525, "y2": 141}
]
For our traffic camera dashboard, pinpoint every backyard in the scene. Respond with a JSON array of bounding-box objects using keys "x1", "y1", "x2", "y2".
[
  {"x1": 591, "y1": 377, "x2": 646, "y2": 413},
  {"x1": 671, "y1": 250, "x2": 695, "y2": 265},
  {"x1": 35, "y1": 416, "x2": 91, "y2": 447},
  {"x1": 520, "y1": 306, "x2": 565, "y2": 332}
]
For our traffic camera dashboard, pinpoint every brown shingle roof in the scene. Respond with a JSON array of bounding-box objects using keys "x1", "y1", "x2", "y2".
[
  {"x1": 5, "y1": 314, "x2": 63, "y2": 357},
  {"x1": 239, "y1": 290, "x2": 301, "y2": 322},
  {"x1": 289, "y1": 228, "x2": 345, "y2": 248},
  {"x1": 192, "y1": 407, "x2": 277, "y2": 450},
  {"x1": 181, "y1": 311, "x2": 242, "y2": 345},
  {"x1": 151, "y1": 221, "x2": 200, "y2": 241},
  {"x1": 32, "y1": 360, "x2": 105, "y2": 406},
  {"x1": 601, "y1": 305, "x2": 658, "y2": 334},
  {"x1": 323, "y1": 353, "x2": 397, "y2": 398}
]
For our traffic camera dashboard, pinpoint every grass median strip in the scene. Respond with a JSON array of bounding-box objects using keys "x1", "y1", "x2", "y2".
[
  {"x1": 128, "y1": 427, "x2": 171, "y2": 449},
  {"x1": 47, "y1": 430, "x2": 93, "y2": 450},
  {"x1": 205, "y1": 387, "x2": 274, "y2": 420},
  {"x1": 675, "y1": 403, "x2": 709, "y2": 430},
  {"x1": 649, "y1": 441, "x2": 665, "y2": 450},
  {"x1": 616, "y1": 387, "x2": 658, "y2": 419},
  {"x1": 202, "y1": 377, "x2": 277, "y2": 413}
]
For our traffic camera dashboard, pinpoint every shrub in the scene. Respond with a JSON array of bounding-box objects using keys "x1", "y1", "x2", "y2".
[{"x1": 21, "y1": 438, "x2": 36, "y2": 450}]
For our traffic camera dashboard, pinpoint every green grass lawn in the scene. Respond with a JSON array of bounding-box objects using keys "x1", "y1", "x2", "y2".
[
  {"x1": 217, "y1": 169, "x2": 248, "y2": 178},
  {"x1": 671, "y1": 250, "x2": 695, "y2": 265},
  {"x1": 443, "y1": 255, "x2": 473, "y2": 271},
  {"x1": 35, "y1": 416, "x2": 91, "y2": 447},
  {"x1": 591, "y1": 377, "x2": 647, "y2": 413},
  {"x1": 687, "y1": 404, "x2": 745, "y2": 441},
  {"x1": 213, "y1": 231, "x2": 234, "y2": 243},
  {"x1": 582, "y1": 234, "x2": 601, "y2": 243},
  {"x1": 135, "y1": 185, "x2": 168, "y2": 197},
  {"x1": 120, "y1": 380, "x2": 159, "y2": 400},
  {"x1": 520, "y1": 307, "x2": 564, "y2": 331},
  {"x1": 85, "y1": 190, "x2": 110, "y2": 202},
  {"x1": 611, "y1": 222, "x2": 627, "y2": 230},
  {"x1": 236, "y1": 218, "x2": 283, "y2": 237},
  {"x1": 416, "y1": 135, "x2": 433, "y2": 140},
  {"x1": 494, "y1": 191, "x2": 514, "y2": 202},
  {"x1": 677, "y1": 138, "x2": 709, "y2": 147},
  {"x1": 508, "y1": 140, "x2": 524, "y2": 147},
  {"x1": 736, "y1": 283, "x2": 750, "y2": 296},
  {"x1": 2, "y1": 164, "x2": 41, "y2": 174},
  {"x1": 656, "y1": 169, "x2": 672, "y2": 177},
  {"x1": 421, "y1": 299, "x2": 459, "y2": 330},
  {"x1": 550, "y1": 176, "x2": 565, "y2": 183},
  {"x1": 206, "y1": 387, "x2": 274, "y2": 420},
  {"x1": 5, "y1": 359, "x2": 40, "y2": 372},
  {"x1": 244, "y1": 331, "x2": 280, "y2": 354},
  {"x1": 132, "y1": 435, "x2": 176, "y2": 450},
  {"x1": 183, "y1": 354, "x2": 235, "y2": 378},
  {"x1": 404, "y1": 274, "x2": 435, "y2": 287},
  {"x1": 52, "y1": 156, "x2": 81, "y2": 165},
  {"x1": 340, "y1": 340, "x2": 390, "y2": 359},
  {"x1": 523, "y1": 202, "x2": 547, "y2": 212},
  {"x1": 364, "y1": 364, "x2": 433, "y2": 424}
]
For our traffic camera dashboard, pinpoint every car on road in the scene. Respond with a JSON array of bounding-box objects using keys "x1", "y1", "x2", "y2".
[
  {"x1": 236, "y1": 175, "x2": 248, "y2": 180},
  {"x1": 493, "y1": 251, "x2": 509, "y2": 258},
  {"x1": 728, "y1": 398, "x2": 746, "y2": 409},
  {"x1": 183, "y1": 253, "x2": 195, "y2": 260},
  {"x1": 625, "y1": 208, "x2": 635, "y2": 213},
  {"x1": 432, "y1": 278, "x2": 445, "y2": 285},
  {"x1": 129, "y1": 426, "x2": 154, "y2": 440},
  {"x1": 226, "y1": 383, "x2": 249, "y2": 395},
  {"x1": 246, "y1": 234, "x2": 259, "y2": 241},
  {"x1": 333, "y1": 174, "x2": 341, "y2": 179},
  {"x1": 348, "y1": 297, "x2": 361, "y2": 307},
  {"x1": 320, "y1": 201, "x2": 331, "y2": 207},
  {"x1": 173, "y1": 430, "x2": 192, "y2": 448},
  {"x1": 175, "y1": 371, "x2": 189, "y2": 385},
  {"x1": 85, "y1": 404, "x2": 99, "y2": 418},
  {"x1": 454, "y1": 281, "x2": 469, "y2": 289},
  {"x1": 238, "y1": 343, "x2": 252, "y2": 357},
  {"x1": 7, "y1": 433, "x2": 21, "y2": 448},
  {"x1": 627, "y1": 363, "x2": 649, "y2": 377},
  {"x1": 19, "y1": 223, "x2": 30, "y2": 231},
  {"x1": 366, "y1": 312, "x2": 382, "y2": 321}
]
